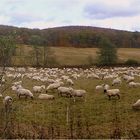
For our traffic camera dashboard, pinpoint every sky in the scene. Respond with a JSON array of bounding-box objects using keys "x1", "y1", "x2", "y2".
[{"x1": 0, "y1": 0, "x2": 140, "y2": 31}]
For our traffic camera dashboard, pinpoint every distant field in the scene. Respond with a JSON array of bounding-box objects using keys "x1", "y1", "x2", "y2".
[{"x1": 12, "y1": 45, "x2": 140, "y2": 66}]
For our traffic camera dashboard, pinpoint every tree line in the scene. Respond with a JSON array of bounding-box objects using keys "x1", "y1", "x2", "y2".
[{"x1": 0, "y1": 25, "x2": 140, "y2": 48}]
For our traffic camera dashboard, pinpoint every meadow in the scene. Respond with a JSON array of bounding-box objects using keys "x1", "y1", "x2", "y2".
[
  {"x1": 12, "y1": 45, "x2": 140, "y2": 66},
  {"x1": 0, "y1": 67, "x2": 139, "y2": 139}
]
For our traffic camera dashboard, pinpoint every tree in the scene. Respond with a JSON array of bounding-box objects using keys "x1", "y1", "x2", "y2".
[
  {"x1": 0, "y1": 36, "x2": 16, "y2": 66},
  {"x1": 29, "y1": 35, "x2": 43, "y2": 66},
  {"x1": 97, "y1": 37, "x2": 118, "y2": 66}
]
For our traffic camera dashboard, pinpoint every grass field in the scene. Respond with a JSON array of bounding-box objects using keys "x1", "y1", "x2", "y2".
[
  {"x1": 0, "y1": 69, "x2": 140, "y2": 139},
  {"x1": 12, "y1": 45, "x2": 140, "y2": 66}
]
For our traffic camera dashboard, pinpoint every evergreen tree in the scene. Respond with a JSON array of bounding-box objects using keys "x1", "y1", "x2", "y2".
[{"x1": 97, "y1": 37, "x2": 118, "y2": 65}]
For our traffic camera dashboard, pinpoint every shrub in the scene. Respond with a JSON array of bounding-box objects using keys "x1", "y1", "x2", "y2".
[{"x1": 125, "y1": 59, "x2": 139, "y2": 66}]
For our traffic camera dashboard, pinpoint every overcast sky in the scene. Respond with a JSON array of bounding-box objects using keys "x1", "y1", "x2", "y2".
[{"x1": 1, "y1": 0, "x2": 140, "y2": 31}]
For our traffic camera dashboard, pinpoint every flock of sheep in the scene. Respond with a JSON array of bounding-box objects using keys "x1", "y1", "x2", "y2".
[{"x1": 0, "y1": 66, "x2": 140, "y2": 111}]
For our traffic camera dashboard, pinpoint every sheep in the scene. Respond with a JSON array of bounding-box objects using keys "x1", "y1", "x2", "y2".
[
  {"x1": 16, "y1": 88, "x2": 34, "y2": 99},
  {"x1": 95, "y1": 84, "x2": 104, "y2": 91},
  {"x1": 3, "y1": 96, "x2": 13, "y2": 111},
  {"x1": 112, "y1": 77, "x2": 121, "y2": 86},
  {"x1": 13, "y1": 81, "x2": 22, "y2": 86},
  {"x1": 38, "y1": 94, "x2": 55, "y2": 100},
  {"x1": 0, "y1": 93, "x2": 2, "y2": 97},
  {"x1": 46, "y1": 82, "x2": 63, "y2": 92},
  {"x1": 57, "y1": 87, "x2": 73, "y2": 97},
  {"x1": 126, "y1": 76, "x2": 134, "y2": 83},
  {"x1": 128, "y1": 82, "x2": 140, "y2": 88},
  {"x1": 33, "y1": 85, "x2": 45, "y2": 93},
  {"x1": 11, "y1": 84, "x2": 23, "y2": 91},
  {"x1": 132, "y1": 99, "x2": 140, "y2": 110},
  {"x1": 103, "y1": 84, "x2": 110, "y2": 90},
  {"x1": 71, "y1": 89, "x2": 86, "y2": 97},
  {"x1": 66, "y1": 79, "x2": 74, "y2": 86},
  {"x1": 104, "y1": 89, "x2": 120, "y2": 100},
  {"x1": 122, "y1": 75, "x2": 134, "y2": 83}
]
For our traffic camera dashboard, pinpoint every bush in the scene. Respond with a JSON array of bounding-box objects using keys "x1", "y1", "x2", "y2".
[
  {"x1": 125, "y1": 59, "x2": 139, "y2": 66},
  {"x1": 87, "y1": 55, "x2": 94, "y2": 65}
]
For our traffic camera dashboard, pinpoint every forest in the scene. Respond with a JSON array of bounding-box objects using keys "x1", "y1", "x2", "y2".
[{"x1": 0, "y1": 25, "x2": 140, "y2": 48}]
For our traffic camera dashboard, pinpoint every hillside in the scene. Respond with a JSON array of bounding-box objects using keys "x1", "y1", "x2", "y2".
[{"x1": 0, "y1": 25, "x2": 140, "y2": 48}]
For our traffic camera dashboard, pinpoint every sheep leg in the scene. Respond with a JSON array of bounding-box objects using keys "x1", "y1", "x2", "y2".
[
  {"x1": 108, "y1": 95, "x2": 111, "y2": 100},
  {"x1": 117, "y1": 94, "x2": 120, "y2": 99},
  {"x1": 18, "y1": 94, "x2": 21, "y2": 99},
  {"x1": 25, "y1": 95, "x2": 28, "y2": 99}
]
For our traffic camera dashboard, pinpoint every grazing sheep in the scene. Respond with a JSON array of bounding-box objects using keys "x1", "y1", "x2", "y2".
[
  {"x1": 66, "y1": 79, "x2": 74, "y2": 86},
  {"x1": 132, "y1": 99, "x2": 140, "y2": 110},
  {"x1": 103, "y1": 84, "x2": 110, "y2": 90},
  {"x1": 46, "y1": 82, "x2": 63, "y2": 92},
  {"x1": 112, "y1": 77, "x2": 121, "y2": 86},
  {"x1": 72, "y1": 89, "x2": 86, "y2": 97},
  {"x1": 3, "y1": 96, "x2": 13, "y2": 110},
  {"x1": 123, "y1": 75, "x2": 134, "y2": 83},
  {"x1": 126, "y1": 76, "x2": 134, "y2": 83},
  {"x1": 33, "y1": 85, "x2": 45, "y2": 93},
  {"x1": 38, "y1": 94, "x2": 55, "y2": 100},
  {"x1": 11, "y1": 84, "x2": 23, "y2": 91},
  {"x1": 95, "y1": 84, "x2": 104, "y2": 91},
  {"x1": 13, "y1": 81, "x2": 22, "y2": 86},
  {"x1": 104, "y1": 89, "x2": 120, "y2": 100},
  {"x1": 128, "y1": 82, "x2": 140, "y2": 88},
  {"x1": 58, "y1": 87, "x2": 73, "y2": 97},
  {"x1": 16, "y1": 88, "x2": 34, "y2": 99}
]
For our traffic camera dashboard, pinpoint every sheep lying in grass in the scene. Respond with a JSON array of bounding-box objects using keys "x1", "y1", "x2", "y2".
[
  {"x1": 38, "y1": 94, "x2": 55, "y2": 100},
  {"x1": 132, "y1": 99, "x2": 140, "y2": 110},
  {"x1": 58, "y1": 87, "x2": 73, "y2": 97},
  {"x1": 104, "y1": 89, "x2": 120, "y2": 100},
  {"x1": 33, "y1": 85, "x2": 45, "y2": 93},
  {"x1": 16, "y1": 88, "x2": 34, "y2": 99},
  {"x1": 3, "y1": 96, "x2": 13, "y2": 110}
]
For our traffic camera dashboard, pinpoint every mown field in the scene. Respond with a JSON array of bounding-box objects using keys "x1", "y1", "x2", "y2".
[
  {"x1": 0, "y1": 67, "x2": 140, "y2": 139},
  {"x1": 12, "y1": 45, "x2": 140, "y2": 66}
]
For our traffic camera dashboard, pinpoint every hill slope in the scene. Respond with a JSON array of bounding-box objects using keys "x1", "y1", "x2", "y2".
[{"x1": 0, "y1": 25, "x2": 140, "y2": 48}]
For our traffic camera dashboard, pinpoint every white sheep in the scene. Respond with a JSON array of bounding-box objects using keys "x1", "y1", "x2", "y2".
[
  {"x1": 128, "y1": 82, "x2": 140, "y2": 88},
  {"x1": 46, "y1": 82, "x2": 63, "y2": 92},
  {"x1": 38, "y1": 94, "x2": 55, "y2": 100},
  {"x1": 103, "y1": 84, "x2": 110, "y2": 90},
  {"x1": 16, "y1": 88, "x2": 34, "y2": 99},
  {"x1": 95, "y1": 84, "x2": 104, "y2": 91},
  {"x1": 112, "y1": 77, "x2": 121, "y2": 86},
  {"x1": 72, "y1": 89, "x2": 86, "y2": 97},
  {"x1": 66, "y1": 79, "x2": 74, "y2": 86},
  {"x1": 13, "y1": 81, "x2": 22, "y2": 86},
  {"x1": 122, "y1": 75, "x2": 134, "y2": 83},
  {"x1": 33, "y1": 85, "x2": 45, "y2": 93},
  {"x1": 104, "y1": 89, "x2": 120, "y2": 100},
  {"x1": 58, "y1": 87, "x2": 73, "y2": 97},
  {"x1": 3, "y1": 96, "x2": 13, "y2": 110},
  {"x1": 126, "y1": 76, "x2": 134, "y2": 83},
  {"x1": 132, "y1": 99, "x2": 140, "y2": 110}
]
